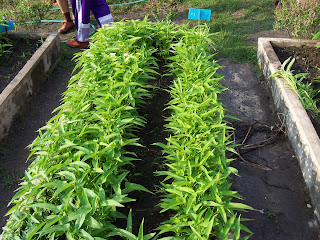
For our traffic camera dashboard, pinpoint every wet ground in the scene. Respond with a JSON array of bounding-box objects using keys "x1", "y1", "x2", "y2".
[{"x1": 218, "y1": 58, "x2": 320, "y2": 239}]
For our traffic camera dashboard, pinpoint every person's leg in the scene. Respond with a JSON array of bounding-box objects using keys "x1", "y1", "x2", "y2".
[
  {"x1": 57, "y1": 0, "x2": 74, "y2": 34},
  {"x1": 57, "y1": 0, "x2": 70, "y2": 14},
  {"x1": 91, "y1": 0, "x2": 114, "y2": 27},
  {"x1": 74, "y1": 0, "x2": 91, "y2": 42},
  {"x1": 66, "y1": 0, "x2": 90, "y2": 48}
]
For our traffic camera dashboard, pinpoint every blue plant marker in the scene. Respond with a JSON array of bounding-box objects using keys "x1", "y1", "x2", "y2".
[
  {"x1": 188, "y1": 8, "x2": 211, "y2": 21},
  {"x1": 0, "y1": 21, "x2": 15, "y2": 33}
]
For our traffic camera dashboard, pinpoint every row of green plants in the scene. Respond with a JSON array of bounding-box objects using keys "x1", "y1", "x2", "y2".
[
  {"x1": 1, "y1": 18, "x2": 159, "y2": 239},
  {"x1": 155, "y1": 25, "x2": 253, "y2": 239},
  {"x1": 1, "y1": 19, "x2": 252, "y2": 239}
]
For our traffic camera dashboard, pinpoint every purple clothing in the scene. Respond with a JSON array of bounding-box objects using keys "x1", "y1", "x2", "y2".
[{"x1": 70, "y1": 0, "x2": 114, "y2": 42}]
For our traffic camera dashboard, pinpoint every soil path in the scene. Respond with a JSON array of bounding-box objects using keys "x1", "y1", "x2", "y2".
[{"x1": 218, "y1": 58, "x2": 319, "y2": 239}]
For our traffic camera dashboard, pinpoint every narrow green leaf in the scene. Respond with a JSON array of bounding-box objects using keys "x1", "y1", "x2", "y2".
[
  {"x1": 80, "y1": 229, "x2": 94, "y2": 240},
  {"x1": 29, "y1": 203, "x2": 61, "y2": 213},
  {"x1": 104, "y1": 199, "x2": 124, "y2": 207},
  {"x1": 57, "y1": 171, "x2": 76, "y2": 181},
  {"x1": 124, "y1": 182, "x2": 153, "y2": 194},
  {"x1": 138, "y1": 218, "x2": 144, "y2": 240},
  {"x1": 126, "y1": 209, "x2": 133, "y2": 233},
  {"x1": 218, "y1": 206, "x2": 227, "y2": 223},
  {"x1": 25, "y1": 222, "x2": 46, "y2": 240},
  {"x1": 114, "y1": 228, "x2": 137, "y2": 240}
]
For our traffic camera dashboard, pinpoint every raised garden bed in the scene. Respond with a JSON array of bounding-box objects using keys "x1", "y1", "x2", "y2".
[
  {"x1": 0, "y1": 36, "x2": 39, "y2": 93},
  {"x1": 258, "y1": 37, "x2": 320, "y2": 220},
  {"x1": 0, "y1": 32, "x2": 60, "y2": 140}
]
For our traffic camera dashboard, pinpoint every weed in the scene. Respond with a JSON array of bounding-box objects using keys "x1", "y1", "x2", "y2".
[
  {"x1": 0, "y1": 27, "x2": 13, "y2": 57},
  {"x1": 0, "y1": 141, "x2": 9, "y2": 157},
  {"x1": 267, "y1": 211, "x2": 278, "y2": 223},
  {"x1": 181, "y1": 0, "x2": 275, "y2": 64},
  {"x1": 1, "y1": 0, "x2": 51, "y2": 31},
  {"x1": 267, "y1": 211, "x2": 276, "y2": 219},
  {"x1": 150, "y1": 0, "x2": 179, "y2": 22},
  {"x1": 0, "y1": 167, "x2": 24, "y2": 189}
]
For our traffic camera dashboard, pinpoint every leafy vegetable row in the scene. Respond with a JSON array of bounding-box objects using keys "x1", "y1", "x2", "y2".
[
  {"x1": 154, "y1": 25, "x2": 253, "y2": 239},
  {"x1": 1, "y1": 19, "x2": 252, "y2": 239},
  {"x1": 1, "y1": 19, "x2": 160, "y2": 239}
]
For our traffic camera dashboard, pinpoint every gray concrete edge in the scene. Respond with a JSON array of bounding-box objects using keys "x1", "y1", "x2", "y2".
[
  {"x1": 0, "y1": 32, "x2": 60, "y2": 140},
  {"x1": 258, "y1": 37, "x2": 320, "y2": 220}
]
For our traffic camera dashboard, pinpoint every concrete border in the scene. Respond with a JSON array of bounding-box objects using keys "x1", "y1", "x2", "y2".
[
  {"x1": 0, "y1": 32, "x2": 60, "y2": 140},
  {"x1": 258, "y1": 37, "x2": 320, "y2": 220}
]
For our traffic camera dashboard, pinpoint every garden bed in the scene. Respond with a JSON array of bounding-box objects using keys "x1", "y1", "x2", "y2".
[
  {"x1": 258, "y1": 37, "x2": 320, "y2": 221},
  {"x1": 271, "y1": 43, "x2": 320, "y2": 134},
  {"x1": 1, "y1": 20, "x2": 253, "y2": 240},
  {"x1": 0, "y1": 32, "x2": 60, "y2": 140},
  {"x1": 0, "y1": 36, "x2": 39, "y2": 93},
  {"x1": 0, "y1": 25, "x2": 318, "y2": 239}
]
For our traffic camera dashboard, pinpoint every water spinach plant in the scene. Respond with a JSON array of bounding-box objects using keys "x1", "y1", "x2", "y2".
[
  {"x1": 1, "y1": 18, "x2": 252, "y2": 239},
  {"x1": 154, "y1": 26, "x2": 253, "y2": 239}
]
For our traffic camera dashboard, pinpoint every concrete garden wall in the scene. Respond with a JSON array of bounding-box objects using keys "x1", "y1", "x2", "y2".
[
  {"x1": 0, "y1": 32, "x2": 60, "y2": 140},
  {"x1": 258, "y1": 37, "x2": 320, "y2": 220}
]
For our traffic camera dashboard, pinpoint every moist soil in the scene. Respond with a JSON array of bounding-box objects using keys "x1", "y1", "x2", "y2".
[
  {"x1": 218, "y1": 58, "x2": 319, "y2": 239},
  {"x1": 115, "y1": 61, "x2": 174, "y2": 236},
  {"x1": 272, "y1": 44, "x2": 320, "y2": 134},
  {"x1": 1, "y1": 18, "x2": 320, "y2": 240},
  {"x1": 0, "y1": 37, "x2": 40, "y2": 93}
]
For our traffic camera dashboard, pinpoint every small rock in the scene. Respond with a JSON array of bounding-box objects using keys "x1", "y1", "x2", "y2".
[
  {"x1": 307, "y1": 204, "x2": 312, "y2": 209},
  {"x1": 259, "y1": 209, "x2": 265, "y2": 215},
  {"x1": 308, "y1": 220, "x2": 319, "y2": 228}
]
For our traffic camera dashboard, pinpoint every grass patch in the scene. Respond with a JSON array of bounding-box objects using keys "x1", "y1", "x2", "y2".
[
  {"x1": 182, "y1": 0, "x2": 276, "y2": 63},
  {"x1": 4, "y1": 0, "x2": 277, "y2": 65}
]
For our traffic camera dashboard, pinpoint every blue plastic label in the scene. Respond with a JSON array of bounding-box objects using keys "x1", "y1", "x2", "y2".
[
  {"x1": 0, "y1": 21, "x2": 15, "y2": 33},
  {"x1": 188, "y1": 8, "x2": 211, "y2": 21}
]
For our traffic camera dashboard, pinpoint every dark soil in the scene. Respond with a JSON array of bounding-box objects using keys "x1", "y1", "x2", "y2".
[
  {"x1": 0, "y1": 36, "x2": 40, "y2": 93},
  {"x1": 115, "y1": 61, "x2": 174, "y2": 236},
  {"x1": 272, "y1": 44, "x2": 320, "y2": 86},
  {"x1": 218, "y1": 58, "x2": 320, "y2": 240}
]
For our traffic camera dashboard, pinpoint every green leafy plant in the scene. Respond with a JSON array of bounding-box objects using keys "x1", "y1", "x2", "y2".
[
  {"x1": 108, "y1": 210, "x2": 156, "y2": 240},
  {"x1": 0, "y1": 38, "x2": 12, "y2": 57},
  {"x1": 0, "y1": 22, "x2": 13, "y2": 57},
  {"x1": 312, "y1": 30, "x2": 320, "y2": 40},
  {"x1": 274, "y1": 0, "x2": 320, "y2": 39},
  {"x1": 154, "y1": 24, "x2": 253, "y2": 239},
  {"x1": 271, "y1": 57, "x2": 320, "y2": 122}
]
